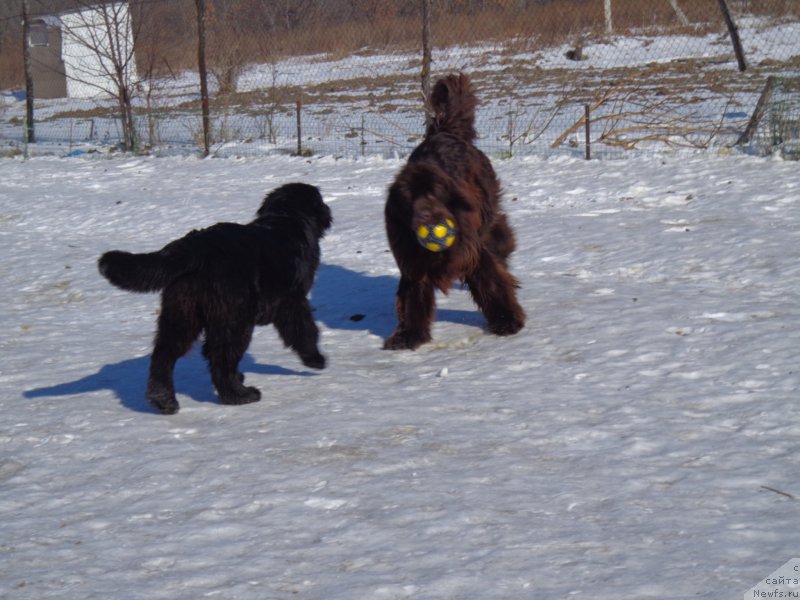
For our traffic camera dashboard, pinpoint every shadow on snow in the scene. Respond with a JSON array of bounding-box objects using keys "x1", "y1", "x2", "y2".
[
  {"x1": 24, "y1": 263, "x2": 487, "y2": 413},
  {"x1": 312, "y1": 263, "x2": 486, "y2": 338},
  {"x1": 23, "y1": 351, "x2": 309, "y2": 414}
]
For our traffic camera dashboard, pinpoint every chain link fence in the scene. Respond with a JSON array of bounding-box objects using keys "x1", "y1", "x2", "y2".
[{"x1": 1, "y1": 0, "x2": 799, "y2": 159}]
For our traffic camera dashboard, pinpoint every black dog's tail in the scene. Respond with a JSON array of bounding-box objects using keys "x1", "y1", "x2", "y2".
[
  {"x1": 98, "y1": 249, "x2": 191, "y2": 293},
  {"x1": 425, "y1": 73, "x2": 478, "y2": 143}
]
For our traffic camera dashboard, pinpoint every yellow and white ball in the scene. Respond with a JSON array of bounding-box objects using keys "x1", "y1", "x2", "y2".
[{"x1": 416, "y1": 218, "x2": 456, "y2": 252}]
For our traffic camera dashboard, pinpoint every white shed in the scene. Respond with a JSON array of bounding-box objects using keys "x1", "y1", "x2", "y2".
[{"x1": 58, "y1": 2, "x2": 139, "y2": 99}]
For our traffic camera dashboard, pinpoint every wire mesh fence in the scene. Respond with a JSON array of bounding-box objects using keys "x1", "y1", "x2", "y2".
[{"x1": 1, "y1": 0, "x2": 799, "y2": 159}]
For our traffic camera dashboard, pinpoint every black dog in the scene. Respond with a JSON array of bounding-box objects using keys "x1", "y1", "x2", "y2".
[
  {"x1": 384, "y1": 73, "x2": 526, "y2": 350},
  {"x1": 98, "y1": 183, "x2": 332, "y2": 415}
]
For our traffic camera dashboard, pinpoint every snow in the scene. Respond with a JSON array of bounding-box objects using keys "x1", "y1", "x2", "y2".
[
  {"x1": 537, "y1": 16, "x2": 800, "y2": 71},
  {"x1": 1, "y1": 151, "x2": 798, "y2": 599}
]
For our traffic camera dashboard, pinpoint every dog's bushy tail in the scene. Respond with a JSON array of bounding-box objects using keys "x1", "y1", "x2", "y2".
[
  {"x1": 98, "y1": 249, "x2": 190, "y2": 293},
  {"x1": 426, "y1": 73, "x2": 477, "y2": 143}
]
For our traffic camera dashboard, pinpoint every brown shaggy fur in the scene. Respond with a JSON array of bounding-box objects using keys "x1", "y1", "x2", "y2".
[{"x1": 383, "y1": 73, "x2": 526, "y2": 350}]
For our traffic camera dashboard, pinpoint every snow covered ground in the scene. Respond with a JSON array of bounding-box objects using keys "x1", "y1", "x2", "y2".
[{"x1": 1, "y1": 151, "x2": 798, "y2": 599}]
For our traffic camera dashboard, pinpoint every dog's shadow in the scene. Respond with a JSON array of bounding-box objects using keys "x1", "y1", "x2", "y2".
[
  {"x1": 312, "y1": 263, "x2": 486, "y2": 338},
  {"x1": 24, "y1": 263, "x2": 485, "y2": 414},
  {"x1": 23, "y1": 351, "x2": 307, "y2": 414}
]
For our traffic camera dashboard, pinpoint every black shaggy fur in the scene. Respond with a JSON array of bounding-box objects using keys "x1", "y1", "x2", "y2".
[
  {"x1": 383, "y1": 73, "x2": 526, "y2": 350},
  {"x1": 98, "y1": 183, "x2": 332, "y2": 415}
]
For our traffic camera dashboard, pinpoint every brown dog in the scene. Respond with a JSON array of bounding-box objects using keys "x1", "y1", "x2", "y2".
[{"x1": 384, "y1": 73, "x2": 526, "y2": 350}]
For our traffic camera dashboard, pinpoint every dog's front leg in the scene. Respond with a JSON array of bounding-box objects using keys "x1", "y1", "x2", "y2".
[{"x1": 384, "y1": 275, "x2": 435, "y2": 350}]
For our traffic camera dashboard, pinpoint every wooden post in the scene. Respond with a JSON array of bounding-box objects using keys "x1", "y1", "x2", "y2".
[
  {"x1": 667, "y1": 0, "x2": 689, "y2": 26},
  {"x1": 717, "y1": 0, "x2": 747, "y2": 72},
  {"x1": 737, "y1": 76, "x2": 776, "y2": 146},
  {"x1": 584, "y1": 105, "x2": 591, "y2": 160},
  {"x1": 604, "y1": 0, "x2": 613, "y2": 34},
  {"x1": 508, "y1": 112, "x2": 514, "y2": 157},
  {"x1": 360, "y1": 114, "x2": 366, "y2": 157},
  {"x1": 421, "y1": 0, "x2": 432, "y2": 127},
  {"x1": 21, "y1": 0, "x2": 35, "y2": 145},
  {"x1": 295, "y1": 99, "x2": 302, "y2": 156},
  {"x1": 195, "y1": 0, "x2": 210, "y2": 157}
]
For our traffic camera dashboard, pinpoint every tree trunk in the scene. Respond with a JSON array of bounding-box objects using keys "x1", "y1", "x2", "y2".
[
  {"x1": 119, "y1": 83, "x2": 136, "y2": 151},
  {"x1": 604, "y1": 0, "x2": 612, "y2": 33}
]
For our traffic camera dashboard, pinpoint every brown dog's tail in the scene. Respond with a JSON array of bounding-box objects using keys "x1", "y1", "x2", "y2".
[
  {"x1": 98, "y1": 248, "x2": 192, "y2": 293},
  {"x1": 425, "y1": 73, "x2": 478, "y2": 143}
]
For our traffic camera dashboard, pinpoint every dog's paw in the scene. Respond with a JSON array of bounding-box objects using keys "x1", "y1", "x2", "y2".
[
  {"x1": 383, "y1": 329, "x2": 430, "y2": 350},
  {"x1": 220, "y1": 386, "x2": 262, "y2": 406},
  {"x1": 301, "y1": 352, "x2": 326, "y2": 370},
  {"x1": 146, "y1": 390, "x2": 180, "y2": 415},
  {"x1": 488, "y1": 315, "x2": 525, "y2": 337}
]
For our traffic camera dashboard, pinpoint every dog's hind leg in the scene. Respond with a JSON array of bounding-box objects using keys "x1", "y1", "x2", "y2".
[
  {"x1": 147, "y1": 290, "x2": 202, "y2": 415},
  {"x1": 273, "y1": 297, "x2": 326, "y2": 370},
  {"x1": 203, "y1": 320, "x2": 261, "y2": 406},
  {"x1": 488, "y1": 213, "x2": 516, "y2": 266},
  {"x1": 466, "y1": 251, "x2": 526, "y2": 337},
  {"x1": 384, "y1": 275, "x2": 435, "y2": 350}
]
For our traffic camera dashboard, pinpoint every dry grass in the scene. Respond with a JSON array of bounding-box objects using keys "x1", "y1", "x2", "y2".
[
  {"x1": 2, "y1": 0, "x2": 797, "y2": 89},
  {"x1": 0, "y1": 51, "x2": 19, "y2": 90},
  {"x1": 189, "y1": 0, "x2": 759, "y2": 69}
]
